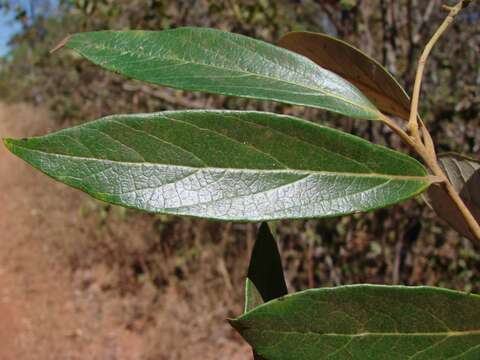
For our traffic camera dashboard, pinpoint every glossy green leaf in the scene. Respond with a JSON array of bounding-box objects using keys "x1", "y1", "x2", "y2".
[
  {"x1": 425, "y1": 153, "x2": 480, "y2": 240},
  {"x1": 279, "y1": 32, "x2": 411, "y2": 120},
  {"x1": 245, "y1": 222, "x2": 288, "y2": 312},
  {"x1": 63, "y1": 28, "x2": 382, "y2": 120},
  {"x1": 4, "y1": 110, "x2": 431, "y2": 221},
  {"x1": 231, "y1": 285, "x2": 480, "y2": 360}
]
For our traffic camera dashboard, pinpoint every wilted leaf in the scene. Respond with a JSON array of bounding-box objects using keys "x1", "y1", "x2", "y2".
[
  {"x1": 4, "y1": 110, "x2": 431, "y2": 221},
  {"x1": 279, "y1": 32, "x2": 411, "y2": 120},
  {"x1": 63, "y1": 28, "x2": 382, "y2": 120},
  {"x1": 231, "y1": 285, "x2": 480, "y2": 359},
  {"x1": 426, "y1": 153, "x2": 480, "y2": 240}
]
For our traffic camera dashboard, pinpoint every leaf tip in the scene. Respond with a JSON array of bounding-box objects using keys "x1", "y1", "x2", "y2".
[
  {"x1": 3, "y1": 137, "x2": 29, "y2": 155},
  {"x1": 2, "y1": 137, "x2": 15, "y2": 151},
  {"x1": 226, "y1": 318, "x2": 238, "y2": 329},
  {"x1": 50, "y1": 35, "x2": 72, "y2": 54},
  {"x1": 227, "y1": 317, "x2": 248, "y2": 332}
]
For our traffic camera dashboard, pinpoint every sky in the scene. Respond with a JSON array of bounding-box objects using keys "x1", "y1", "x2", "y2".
[
  {"x1": 0, "y1": 10, "x2": 21, "y2": 56},
  {"x1": 0, "y1": 0, "x2": 59, "y2": 57}
]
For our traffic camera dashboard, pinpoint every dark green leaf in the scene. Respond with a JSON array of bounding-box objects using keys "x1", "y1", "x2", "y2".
[
  {"x1": 425, "y1": 153, "x2": 480, "y2": 240},
  {"x1": 245, "y1": 222, "x2": 287, "y2": 313},
  {"x1": 279, "y1": 32, "x2": 411, "y2": 120},
  {"x1": 231, "y1": 285, "x2": 480, "y2": 360},
  {"x1": 63, "y1": 28, "x2": 381, "y2": 120},
  {"x1": 245, "y1": 222, "x2": 287, "y2": 360},
  {"x1": 4, "y1": 110, "x2": 431, "y2": 221}
]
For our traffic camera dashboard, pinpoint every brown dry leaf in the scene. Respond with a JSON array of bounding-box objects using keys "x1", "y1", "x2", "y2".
[
  {"x1": 426, "y1": 153, "x2": 480, "y2": 240},
  {"x1": 279, "y1": 32, "x2": 411, "y2": 120}
]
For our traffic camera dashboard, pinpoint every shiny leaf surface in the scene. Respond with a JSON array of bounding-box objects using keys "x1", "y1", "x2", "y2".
[
  {"x1": 4, "y1": 110, "x2": 431, "y2": 221},
  {"x1": 279, "y1": 32, "x2": 411, "y2": 120},
  {"x1": 426, "y1": 153, "x2": 480, "y2": 240},
  {"x1": 64, "y1": 28, "x2": 381, "y2": 120},
  {"x1": 231, "y1": 285, "x2": 480, "y2": 359}
]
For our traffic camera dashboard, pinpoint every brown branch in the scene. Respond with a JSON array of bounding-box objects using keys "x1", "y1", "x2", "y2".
[
  {"x1": 383, "y1": 0, "x2": 480, "y2": 241},
  {"x1": 407, "y1": 0, "x2": 465, "y2": 139}
]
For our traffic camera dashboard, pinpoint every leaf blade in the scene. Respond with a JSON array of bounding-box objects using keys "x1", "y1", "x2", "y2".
[
  {"x1": 244, "y1": 278, "x2": 264, "y2": 314},
  {"x1": 64, "y1": 28, "x2": 382, "y2": 120},
  {"x1": 4, "y1": 110, "x2": 431, "y2": 221},
  {"x1": 425, "y1": 153, "x2": 480, "y2": 240},
  {"x1": 245, "y1": 222, "x2": 287, "y2": 360},
  {"x1": 279, "y1": 32, "x2": 411, "y2": 120},
  {"x1": 231, "y1": 285, "x2": 480, "y2": 359},
  {"x1": 245, "y1": 222, "x2": 287, "y2": 313},
  {"x1": 244, "y1": 278, "x2": 269, "y2": 360}
]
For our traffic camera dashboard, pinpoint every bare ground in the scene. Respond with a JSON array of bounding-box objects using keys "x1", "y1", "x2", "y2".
[{"x1": 0, "y1": 103, "x2": 250, "y2": 360}]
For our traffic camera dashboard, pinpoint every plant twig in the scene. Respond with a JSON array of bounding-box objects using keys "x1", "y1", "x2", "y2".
[
  {"x1": 382, "y1": 112, "x2": 480, "y2": 240},
  {"x1": 407, "y1": 0, "x2": 465, "y2": 140},
  {"x1": 380, "y1": 115, "x2": 416, "y2": 150},
  {"x1": 384, "y1": 0, "x2": 480, "y2": 242}
]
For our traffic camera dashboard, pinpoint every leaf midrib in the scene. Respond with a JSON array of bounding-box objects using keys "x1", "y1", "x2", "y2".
[
  {"x1": 248, "y1": 328, "x2": 480, "y2": 337},
  {"x1": 217, "y1": 113, "x2": 371, "y2": 172},
  {"x1": 9, "y1": 143, "x2": 431, "y2": 182},
  {"x1": 69, "y1": 33, "x2": 380, "y2": 118}
]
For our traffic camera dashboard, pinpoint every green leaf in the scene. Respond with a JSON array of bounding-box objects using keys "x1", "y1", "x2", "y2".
[
  {"x1": 230, "y1": 285, "x2": 480, "y2": 360},
  {"x1": 63, "y1": 28, "x2": 381, "y2": 120},
  {"x1": 245, "y1": 222, "x2": 287, "y2": 360},
  {"x1": 4, "y1": 110, "x2": 431, "y2": 221},
  {"x1": 425, "y1": 153, "x2": 480, "y2": 241},
  {"x1": 245, "y1": 222, "x2": 287, "y2": 313},
  {"x1": 245, "y1": 278, "x2": 264, "y2": 313},
  {"x1": 245, "y1": 279, "x2": 268, "y2": 360},
  {"x1": 279, "y1": 32, "x2": 411, "y2": 120}
]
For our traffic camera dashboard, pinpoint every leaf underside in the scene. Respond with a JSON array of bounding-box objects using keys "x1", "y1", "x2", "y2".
[
  {"x1": 64, "y1": 28, "x2": 381, "y2": 120},
  {"x1": 425, "y1": 153, "x2": 480, "y2": 240},
  {"x1": 245, "y1": 278, "x2": 264, "y2": 313},
  {"x1": 4, "y1": 110, "x2": 430, "y2": 221},
  {"x1": 245, "y1": 279, "x2": 269, "y2": 360},
  {"x1": 231, "y1": 285, "x2": 480, "y2": 360},
  {"x1": 279, "y1": 32, "x2": 411, "y2": 120}
]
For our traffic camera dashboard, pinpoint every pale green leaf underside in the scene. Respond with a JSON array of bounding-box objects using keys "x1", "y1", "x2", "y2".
[
  {"x1": 245, "y1": 278, "x2": 264, "y2": 313},
  {"x1": 65, "y1": 28, "x2": 381, "y2": 120},
  {"x1": 4, "y1": 111, "x2": 430, "y2": 221},
  {"x1": 231, "y1": 285, "x2": 480, "y2": 359}
]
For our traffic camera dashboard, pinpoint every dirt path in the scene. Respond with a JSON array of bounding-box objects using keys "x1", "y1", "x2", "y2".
[
  {"x1": 0, "y1": 103, "x2": 249, "y2": 359},
  {"x1": 0, "y1": 103, "x2": 146, "y2": 359}
]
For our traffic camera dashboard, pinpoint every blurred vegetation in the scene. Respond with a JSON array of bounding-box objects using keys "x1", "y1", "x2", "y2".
[{"x1": 1, "y1": 0, "x2": 480, "y2": 306}]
